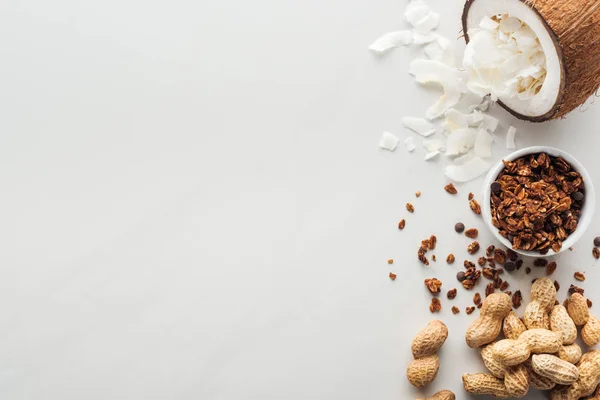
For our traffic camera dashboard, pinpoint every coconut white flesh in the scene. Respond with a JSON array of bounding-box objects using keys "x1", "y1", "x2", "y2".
[
  {"x1": 474, "y1": 125, "x2": 494, "y2": 158},
  {"x1": 445, "y1": 157, "x2": 490, "y2": 182},
  {"x1": 465, "y1": 0, "x2": 562, "y2": 117},
  {"x1": 445, "y1": 128, "x2": 477, "y2": 156},
  {"x1": 369, "y1": 31, "x2": 413, "y2": 54},
  {"x1": 409, "y1": 59, "x2": 467, "y2": 119},
  {"x1": 413, "y1": 32, "x2": 437, "y2": 45},
  {"x1": 424, "y1": 151, "x2": 440, "y2": 161},
  {"x1": 444, "y1": 109, "x2": 469, "y2": 132},
  {"x1": 405, "y1": 0, "x2": 440, "y2": 34},
  {"x1": 453, "y1": 153, "x2": 474, "y2": 166},
  {"x1": 402, "y1": 116, "x2": 436, "y2": 137},
  {"x1": 422, "y1": 138, "x2": 446, "y2": 152},
  {"x1": 506, "y1": 125, "x2": 517, "y2": 149},
  {"x1": 404, "y1": 137, "x2": 416, "y2": 152},
  {"x1": 379, "y1": 132, "x2": 399, "y2": 151}
]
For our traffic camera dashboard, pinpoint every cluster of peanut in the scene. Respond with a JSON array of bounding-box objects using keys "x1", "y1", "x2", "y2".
[{"x1": 462, "y1": 278, "x2": 600, "y2": 399}]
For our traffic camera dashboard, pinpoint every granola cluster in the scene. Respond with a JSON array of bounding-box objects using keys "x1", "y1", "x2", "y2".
[{"x1": 490, "y1": 152, "x2": 585, "y2": 254}]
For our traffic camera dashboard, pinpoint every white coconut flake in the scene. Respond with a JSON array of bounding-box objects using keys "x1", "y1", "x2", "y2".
[
  {"x1": 424, "y1": 34, "x2": 455, "y2": 66},
  {"x1": 369, "y1": 31, "x2": 413, "y2": 54},
  {"x1": 453, "y1": 153, "x2": 474, "y2": 166},
  {"x1": 405, "y1": 1, "x2": 439, "y2": 34},
  {"x1": 409, "y1": 59, "x2": 467, "y2": 119},
  {"x1": 506, "y1": 126, "x2": 517, "y2": 149},
  {"x1": 402, "y1": 116, "x2": 436, "y2": 137},
  {"x1": 479, "y1": 16, "x2": 499, "y2": 30},
  {"x1": 379, "y1": 132, "x2": 399, "y2": 151},
  {"x1": 474, "y1": 125, "x2": 494, "y2": 158},
  {"x1": 422, "y1": 138, "x2": 446, "y2": 152},
  {"x1": 424, "y1": 151, "x2": 440, "y2": 161},
  {"x1": 445, "y1": 128, "x2": 477, "y2": 156},
  {"x1": 499, "y1": 17, "x2": 522, "y2": 33},
  {"x1": 445, "y1": 157, "x2": 490, "y2": 182},
  {"x1": 404, "y1": 137, "x2": 416, "y2": 152},
  {"x1": 413, "y1": 32, "x2": 437, "y2": 45},
  {"x1": 444, "y1": 109, "x2": 469, "y2": 132}
]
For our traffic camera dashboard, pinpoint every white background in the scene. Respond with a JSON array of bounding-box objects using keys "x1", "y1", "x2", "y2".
[{"x1": 0, "y1": 0, "x2": 599, "y2": 399}]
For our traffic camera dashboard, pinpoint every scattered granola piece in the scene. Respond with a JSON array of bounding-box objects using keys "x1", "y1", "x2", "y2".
[
  {"x1": 462, "y1": 279, "x2": 475, "y2": 290},
  {"x1": 477, "y1": 257, "x2": 487, "y2": 267},
  {"x1": 454, "y1": 222, "x2": 465, "y2": 233},
  {"x1": 473, "y1": 292, "x2": 482, "y2": 305},
  {"x1": 387, "y1": 259, "x2": 394, "y2": 264},
  {"x1": 493, "y1": 249, "x2": 506, "y2": 264},
  {"x1": 500, "y1": 281, "x2": 509, "y2": 291},
  {"x1": 406, "y1": 203, "x2": 415, "y2": 213},
  {"x1": 424, "y1": 278, "x2": 443, "y2": 293},
  {"x1": 512, "y1": 290, "x2": 522, "y2": 309},
  {"x1": 431, "y1": 255, "x2": 437, "y2": 262},
  {"x1": 447, "y1": 288, "x2": 457, "y2": 299},
  {"x1": 486, "y1": 245, "x2": 495, "y2": 257},
  {"x1": 554, "y1": 281, "x2": 560, "y2": 291},
  {"x1": 594, "y1": 247, "x2": 600, "y2": 259},
  {"x1": 429, "y1": 235, "x2": 437, "y2": 250},
  {"x1": 587, "y1": 299, "x2": 593, "y2": 308},
  {"x1": 452, "y1": 306, "x2": 460, "y2": 314},
  {"x1": 568, "y1": 284, "x2": 585, "y2": 295},
  {"x1": 398, "y1": 219, "x2": 406, "y2": 230},
  {"x1": 465, "y1": 228, "x2": 478, "y2": 238},
  {"x1": 444, "y1": 183, "x2": 458, "y2": 195},
  {"x1": 525, "y1": 267, "x2": 531, "y2": 274},
  {"x1": 482, "y1": 268, "x2": 495, "y2": 280},
  {"x1": 466, "y1": 306, "x2": 476, "y2": 315},
  {"x1": 485, "y1": 283, "x2": 495, "y2": 297},
  {"x1": 429, "y1": 298, "x2": 442, "y2": 313},
  {"x1": 389, "y1": 272, "x2": 397, "y2": 281},
  {"x1": 506, "y1": 249, "x2": 518, "y2": 261},
  {"x1": 467, "y1": 241, "x2": 480, "y2": 255},
  {"x1": 468, "y1": 192, "x2": 474, "y2": 201},
  {"x1": 445, "y1": 254, "x2": 456, "y2": 264},
  {"x1": 469, "y1": 199, "x2": 482, "y2": 215},
  {"x1": 477, "y1": 303, "x2": 483, "y2": 309},
  {"x1": 515, "y1": 259, "x2": 523, "y2": 270},
  {"x1": 546, "y1": 262, "x2": 557, "y2": 275},
  {"x1": 464, "y1": 260, "x2": 476, "y2": 269},
  {"x1": 574, "y1": 272, "x2": 586, "y2": 281},
  {"x1": 415, "y1": 191, "x2": 422, "y2": 198}
]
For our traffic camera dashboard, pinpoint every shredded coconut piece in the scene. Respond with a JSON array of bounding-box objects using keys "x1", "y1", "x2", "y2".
[
  {"x1": 405, "y1": 0, "x2": 439, "y2": 34},
  {"x1": 445, "y1": 128, "x2": 477, "y2": 156},
  {"x1": 506, "y1": 126, "x2": 517, "y2": 149},
  {"x1": 424, "y1": 151, "x2": 440, "y2": 161},
  {"x1": 422, "y1": 138, "x2": 446, "y2": 152},
  {"x1": 413, "y1": 32, "x2": 437, "y2": 44},
  {"x1": 402, "y1": 117, "x2": 436, "y2": 137},
  {"x1": 404, "y1": 137, "x2": 416, "y2": 152},
  {"x1": 424, "y1": 34, "x2": 455, "y2": 66},
  {"x1": 379, "y1": 132, "x2": 399, "y2": 151},
  {"x1": 445, "y1": 157, "x2": 490, "y2": 182},
  {"x1": 369, "y1": 31, "x2": 413, "y2": 54},
  {"x1": 453, "y1": 153, "x2": 474, "y2": 166},
  {"x1": 479, "y1": 16, "x2": 499, "y2": 30},
  {"x1": 409, "y1": 59, "x2": 467, "y2": 119},
  {"x1": 474, "y1": 125, "x2": 494, "y2": 158}
]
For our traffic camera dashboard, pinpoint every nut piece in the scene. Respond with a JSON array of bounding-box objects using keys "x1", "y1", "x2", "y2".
[
  {"x1": 512, "y1": 290, "x2": 523, "y2": 309},
  {"x1": 465, "y1": 228, "x2": 479, "y2": 238},
  {"x1": 546, "y1": 262, "x2": 557, "y2": 275},
  {"x1": 468, "y1": 241, "x2": 480, "y2": 255},
  {"x1": 557, "y1": 343, "x2": 582, "y2": 364},
  {"x1": 465, "y1": 293, "x2": 512, "y2": 348},
  {"x1": 406, "y1": 203, "x2": 415, "y2": 213},
  {"x1": 574, "y1": 271, "x2": 586, "y2": 281},
  {"x1": 503, "y1": 311, "x2": 527, "y2": 340},
  {"x1": 524, "y1": 277, "x2": 556, "y2": 330},
  {"x1": 451, "y1": 306, "x2": 460, "y2": 315},
  {"x1": 407, "y1": 320, "x2": 448, "y2": 388},
  {"x1": 549, "y1": 350, "x2": 600, "y2": 400},
  {"x1": 491, "y1": 329, "x2": 563, "y2": 367},
  {"x1": 531, "y1": 354, "x2": 579, "y2": 385},
  {"x1": 429, "y1": 298, "x2": 441, "y2": 313},
  {"x1": 389, "y1": 272, "x2": 397, "y2": 281},
  {"x1": 594, "y1": 247, "x2": 600, "y2": 259},
  {"x1": 444, "y1": 183, "x2": 458, "y2": 194},
  {"x1": 416, "y1": 390, "x2": 455, "y2": 400},
  {"x1": 398, "y1": 219, "x2": 406, "y2": 230},
  {"x1": 462, "y1": 374, "x2": 510, "y2": 398},
  {"x1": 415, "y1": 191, "x2": 422, "y2": 198},
  {"x1": 446, "y1": 254, "x2": 455, "y2": 264},
  {"x1": 470, "y1": 199, "x2": 482, "y2": 215},
  {"x1": 466, "y1": 306, "x2": 476, "y2": 315},
  {"x1": 447, "y1": 288, "x2": 457, "y2": 299},
  {"x1": 424, "y1": 278, "x2": 442, "y2": 294},
  {"x1": 550, "y1": 305, "x2": 577, "y2": 345}
]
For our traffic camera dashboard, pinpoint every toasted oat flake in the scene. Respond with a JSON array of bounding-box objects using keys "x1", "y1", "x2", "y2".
[{"x1": 574, "y1": 272, "x2": 586, "y2": 281}]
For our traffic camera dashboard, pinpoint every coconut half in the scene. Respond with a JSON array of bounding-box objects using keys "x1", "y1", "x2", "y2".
[{"x1": 462, "y1": 0, "x2": 600, "y2": 122}]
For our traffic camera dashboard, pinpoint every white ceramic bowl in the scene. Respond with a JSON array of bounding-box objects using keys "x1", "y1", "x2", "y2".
[{"x1": 482, "y1": 146, "x2": 596, "y2": 258}]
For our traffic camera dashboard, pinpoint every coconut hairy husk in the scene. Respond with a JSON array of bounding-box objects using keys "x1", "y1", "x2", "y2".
[{"x1": 462, "y1": 0, "x2": 600, "y2": 122}]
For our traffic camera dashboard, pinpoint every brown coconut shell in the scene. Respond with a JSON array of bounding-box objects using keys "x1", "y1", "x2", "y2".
[{"x1": 462, "y1": 0, "x2": 600, "y2": 122}]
